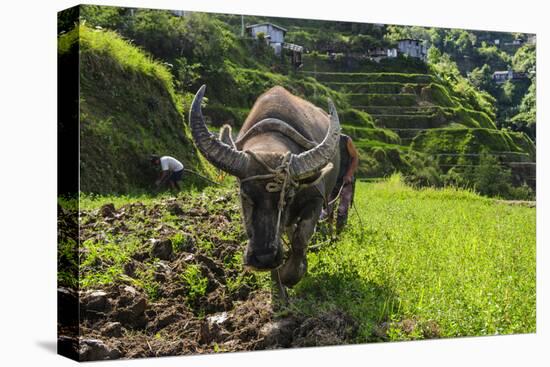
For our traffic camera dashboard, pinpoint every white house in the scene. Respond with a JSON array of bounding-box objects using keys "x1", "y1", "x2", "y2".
[
  {"x1": 493, "y1": 70, "x2": 513, "y2": 83},
  {"x1": 246, "y1": 23, "x2": 287, "y2": 55},
  {"x1": 365, "y1": 47, "x2": 397, "y2": 62},
  {"x1": 492, "y1": 70, "x2": 528, "y2": 84},
  {"x1": 397, "y1": 39, "x2": 427, "y2": 61},
  {"x1": 387, "y1": 48, "x2": 398, "y2": 58}
]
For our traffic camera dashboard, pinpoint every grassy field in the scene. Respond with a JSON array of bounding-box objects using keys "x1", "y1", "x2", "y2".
[
  {"x1": 72, "y1": 175, "x2": 535, "y2": 348},
  {"x1": 295, "y1": 175, "x2": 536, "y2": 341}
]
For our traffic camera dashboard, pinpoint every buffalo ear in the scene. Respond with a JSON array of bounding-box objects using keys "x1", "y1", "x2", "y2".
[
  {"x1": 296, "y1": 162, "x2": 334, "y2": 186},
  {"x1": 219, "y1": 124, "x2": 236, "y2": 149}
]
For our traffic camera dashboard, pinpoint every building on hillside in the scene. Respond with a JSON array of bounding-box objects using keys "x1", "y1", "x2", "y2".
[
  {"x1": 493, "y1": 70, "x2": 513, "y2": 83},
  {"x1": 492, "y1": 70, "x2": 529, "y2": 84},
  {"x1": 502, "y1": 38, "x2": 525, "y2": 47},
  {"x1": 246, "y1": 22, "x2": 303, "y2": 67},
  {"x1": 246, "y1": 23, "x2": 287, "y2": 55},
  {"x1": 282, "y1": 42, "x2": 304, "y2": 67},
  {"x1": 397, "y1": 39, "x2": 428, "y2": 61},
  {"x1": 366, "y1": 47, "x2": 398, "y2": 62},
  {"x1": 512, "y1": 38, "x2": 525, "y2": 45}
]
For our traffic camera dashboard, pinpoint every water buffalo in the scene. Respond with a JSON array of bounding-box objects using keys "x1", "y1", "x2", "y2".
[{"x1": 189, "y1": 85, "x2": 341, "y2": 299}]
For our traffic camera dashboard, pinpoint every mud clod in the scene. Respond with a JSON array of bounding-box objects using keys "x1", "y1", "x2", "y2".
[
  {"x1": 259, "y1": 317, "x2": 300, "y2": 348},
  {"x1": 149, "y1": 309, "x2": 182, "y2": 331},
  {"x1": 115, "y1": 286, "x2": 147, "y2": 329},
  {"x1": 79, "y1": 338, "x2": 122, "y2": 361},
  {"x1": 102, "y1": 322, "x2": 124, "y2": 337},
  {"x1": 167, "y1": 202, "x2": 184, "y2": 216},
  {"x1": 84, "y1": 290, "x2": 109, "y2": 308},
  {"x1": 99, "y1": 203, "x2": 116, "y2": 218},
  {"x1": 292, "y1": 310, "x2": 358, "y2": 347},
  {"x1": 123, "y1": 260, "x2": 137, "y2": 278},
  {"x1": 151, "y1": 239, "x2": 173, "y2": 260}
]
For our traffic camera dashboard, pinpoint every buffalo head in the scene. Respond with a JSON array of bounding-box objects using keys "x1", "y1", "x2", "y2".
[{"x1": 189, "y1": 85, "x2": 340, "y2": 270}]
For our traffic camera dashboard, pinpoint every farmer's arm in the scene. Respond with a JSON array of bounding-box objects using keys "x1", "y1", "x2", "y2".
[
  {"x1": 156, "y1": 170, "x2": 170, "y2": 186},
  {"x1": 344, "y1": 138, "x2": 359, "y2": 183}
]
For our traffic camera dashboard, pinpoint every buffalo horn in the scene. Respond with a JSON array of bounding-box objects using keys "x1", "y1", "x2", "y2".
[
  {"x1": 289, "y1": 98, "x2": 341, "y2": 180},
  {"x1": 189, "y1": 85, "x2": 249, "y2": 177}
]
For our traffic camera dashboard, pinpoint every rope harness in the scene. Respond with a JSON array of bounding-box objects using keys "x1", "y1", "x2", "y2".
[
  {"x1": 327, "y1": 182, "x2": 345, "y2": 207},
  {"x1": 240, "y1": 151, "x2": 296, "y2": 241},
  {"x1": 240, "y1": 150, "x2": 333, "y2": 248}
]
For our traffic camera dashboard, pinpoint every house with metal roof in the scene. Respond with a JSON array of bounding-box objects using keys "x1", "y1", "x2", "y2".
[
  {"x1": 492, "y1": 70, "x2": 529, "y2": 84},
  {"x1": 397, "y1": 39, "x2": 428, "y2": 61},
  {"x1": 246, "y1": 22, "x2": 303, "y2": 67},
  {"x1": 246, "y1": 23, "x2": 287, "y2": 54}
]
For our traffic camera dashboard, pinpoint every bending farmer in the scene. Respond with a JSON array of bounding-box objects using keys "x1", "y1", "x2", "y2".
[
  {"x1": 150, "y1": 155, "x2": 184, "y2": 191},
  {"x1": 324, "y1": 134, "x2": 359, "y2": 233}
]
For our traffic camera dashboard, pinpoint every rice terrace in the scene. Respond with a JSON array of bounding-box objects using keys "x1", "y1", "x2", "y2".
[{"x1": 57, "y1": 5, "x2": 536, "y2": 361}]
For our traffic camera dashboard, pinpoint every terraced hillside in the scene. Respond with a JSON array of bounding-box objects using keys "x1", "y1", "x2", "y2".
[
  {"x1": 301, "y1": 61, "x2": 536, "y2": 188},
  {"x1": 71, "y1": 8, "x2": 536, "y2": 195}
]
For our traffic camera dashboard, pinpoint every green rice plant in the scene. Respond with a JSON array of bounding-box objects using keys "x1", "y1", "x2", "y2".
[
  {"x1": 180, "y1": 264, "x2": 208, "y2": 301},
  {"x1": 80, "y1": 235, "x2": 142, "y2": 288}
]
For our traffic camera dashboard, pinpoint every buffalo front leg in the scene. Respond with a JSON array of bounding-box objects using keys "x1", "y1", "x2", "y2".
[{"x1": 278, "y1": 198, "x2": 323, "y2": 287}]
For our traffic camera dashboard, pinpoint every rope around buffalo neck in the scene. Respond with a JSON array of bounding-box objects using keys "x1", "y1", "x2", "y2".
[
  {"x1": 240, "y1": 150, "x2": 334, "y2": 237},
  {"x1": 240, "y1": 151, "x2": 296, "y2": 241}
]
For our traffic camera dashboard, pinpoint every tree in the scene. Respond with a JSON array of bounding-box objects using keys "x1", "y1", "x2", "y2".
[
  {"x1": 476, "y1": 44, "x2": 509, "y2": 70},
  {"x1": 468, "y1": 64, "x2": 494, "y2": 93},
  {"x1": 510, "y1": 80, "x2": 536, "y2": 138},
  {"x1": 512, "y1": 44, "x2": 536, "y2": 75}
]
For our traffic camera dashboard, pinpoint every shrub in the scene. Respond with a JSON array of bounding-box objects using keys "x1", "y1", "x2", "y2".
[
  {"x1": 445, "y1": 152, "x2": 534, "y2": 200},
  {"x1": 469, "y1": 152, "x2": 512, "y2": 197},
  {"x1": 404, "y1": 154, "x2": 443, "y2": 187}
]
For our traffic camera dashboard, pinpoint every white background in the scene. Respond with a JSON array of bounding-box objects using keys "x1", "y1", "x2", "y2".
[{"x1": 0, "y1": 0, "x2": 546, "y2": 365}]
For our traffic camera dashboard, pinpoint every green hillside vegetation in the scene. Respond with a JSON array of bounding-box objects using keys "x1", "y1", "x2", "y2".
[
  {"x1": 385, "y1": 25, "x2": 536, "y2": 137},
  {"x1": 62, "y1": 7, "x2": 535, "y2": 199},
  {"x1": 509, "y1": 44, "x2": 536, "y2": 136},
  {"x1": 301, "y1": 53, "x2": 429, "y2": 73},
  {"x1": 59, "y1": 25, "x2": 211, "y2": 194},
  {"x1": 299, "y1": 38, "x2": 534, "y2": 197},
  {"x1": 77, "y1": 7, "x2": 349, "y2": 125}
]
